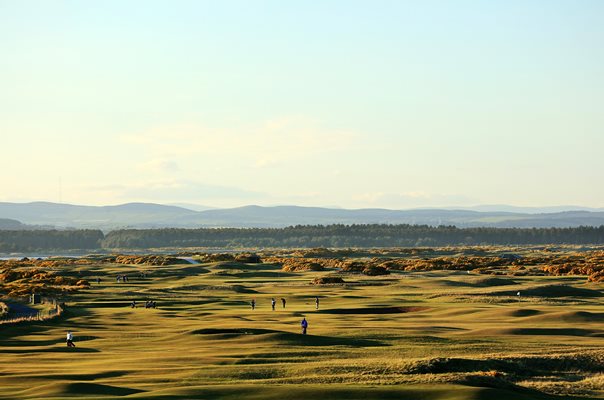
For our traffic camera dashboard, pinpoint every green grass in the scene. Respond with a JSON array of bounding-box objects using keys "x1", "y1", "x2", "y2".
[{"x1": 2, "y1": 255, "x2": 604, "y2": 399}]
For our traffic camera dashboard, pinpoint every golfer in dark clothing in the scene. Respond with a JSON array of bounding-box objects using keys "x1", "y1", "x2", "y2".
[
  {"x1": 281, "y1": 298, "x2": 286, "y2": 308},
  {"x1": 301, "y1": 318, "x2": 308, "y2": 335},
  {"x1": 315, "y1": 296, "x2": 320, "y2": 310},
  {"x1": 271, "y1": 298, "x2": 276, "y2": 311},
  {"x1": 251, "y1": 299, "x2": 256, "y2": 310}
]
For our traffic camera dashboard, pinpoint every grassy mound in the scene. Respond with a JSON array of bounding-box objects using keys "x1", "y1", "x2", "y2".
[
  {"x1": 495, "y1": 284, "x2": 603, "y2": 298},
  {"x1": 524, "y1": 311, "x2": 604, "y2": 323},
  {"x1": 408, "y1": 353, "x2": 604, "y2": 375},
  {"x1": 470, "y1": 327, "x2": 602, "y2": 336},
  {"x1": 469, "y1": 277, "x2": 517, "y2": 287}
]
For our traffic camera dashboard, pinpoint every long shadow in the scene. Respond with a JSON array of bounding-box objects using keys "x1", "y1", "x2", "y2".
[
  {"x1": 1, "y1": 335, "x2": 99, "y2": 347},
  {"x1": 115, "y1": 384, "x2": 601, "y2": 400},
  {"x1": 51, "y1": 382, "x2": 143, "y2": 396},
  {"x1": 320, "y1": 306, "x2": 428, "y2": 314},
  {"x1": 0, "y1": 307, "x2": 90, "y2": 343},
  {"x1": 27, "y1": 371, "x2": 129, "y2": 381},
  {"x1": 2, "y1": 346, "x2": 100, "y2": 354},
  {"x1": 193, "y1": 328, "x2": 385, "y2": 347}
]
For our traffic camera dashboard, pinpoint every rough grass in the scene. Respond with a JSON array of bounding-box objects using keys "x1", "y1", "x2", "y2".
[{"x1": 2, "y1": 249, "x2": 604, "y2": 399}]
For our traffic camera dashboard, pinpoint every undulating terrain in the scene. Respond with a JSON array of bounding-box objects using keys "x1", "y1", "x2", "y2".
[{"x1": 2, "y1": 247, "x2": 604, "y2": 399}]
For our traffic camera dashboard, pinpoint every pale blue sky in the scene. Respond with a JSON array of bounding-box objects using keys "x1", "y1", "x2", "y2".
[{"x1": 1, "y1": 0, "x2": 602, "y2": 208}]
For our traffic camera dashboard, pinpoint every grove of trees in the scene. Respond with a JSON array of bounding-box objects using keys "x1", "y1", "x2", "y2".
[
  {"x1": 0, "y1": 225, "x2": 603, "y2": 251},
  {"x1": 103, "y1": 224, "x2": 604, "y2": 249}
]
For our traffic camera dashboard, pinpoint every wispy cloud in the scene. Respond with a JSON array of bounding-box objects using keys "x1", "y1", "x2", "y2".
[
  {"x1": 136, "y1": 159, "x2": 180, "y2": 173},
  {"x1": 118, "y1": 116, "x2": 358, "y2": 169}
]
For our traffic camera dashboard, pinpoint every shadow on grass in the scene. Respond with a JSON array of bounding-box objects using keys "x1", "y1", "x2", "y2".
[
  {"x1": 22, "y1": 382, "x2": 144, "y2": 397},
  {"x1": 193, "y1": 328, "x2": 385, "y2": 347},
  {"x1": 124, "y1": 384, "x2": 591, "y2": 400},
  {"x1": 2, "y1": 346, "x2": 100, "y2": 354},
  {"x1": 0, "y1": 307, "x2": 87, "y2": 342},
  {"x1": 30, "y1": 370, "x2": 129, "y2": 381},
  {"x1": 320, "y1": 306, "x2": 428, "y2": 314}
]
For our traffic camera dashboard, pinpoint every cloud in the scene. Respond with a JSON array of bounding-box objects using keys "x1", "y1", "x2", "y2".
[
  {"x1": 118, "y1": 116, "x2": 358, "y2": 168},
  {"x1": 137, "y1": 159, "x2": 180, "y2": 173}
]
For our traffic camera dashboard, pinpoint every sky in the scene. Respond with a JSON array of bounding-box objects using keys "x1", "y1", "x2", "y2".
[{"x1": 0, "y1": 0, "x2": 603, "y2": 209}]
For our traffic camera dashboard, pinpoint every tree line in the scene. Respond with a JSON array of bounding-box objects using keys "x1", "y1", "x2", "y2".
[
  {"x1": 1, "y1": 225, "x2": 603, "y2": 251},
  {"x1": 0, "y1": 230, "x2": 104, "y2": 252}
]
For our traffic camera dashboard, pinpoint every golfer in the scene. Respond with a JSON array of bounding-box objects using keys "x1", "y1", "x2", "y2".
[
  {"x1": 66, "y1": 331, "x2": 76, "y2": 347},
  {"x1": 301, "y1": 318, "x2": 308, "y2": 335}
]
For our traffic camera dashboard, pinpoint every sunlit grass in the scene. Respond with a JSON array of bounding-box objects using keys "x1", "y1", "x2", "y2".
[{"x1": 1, "y1": 250, "x2": 604, "y2": 399}]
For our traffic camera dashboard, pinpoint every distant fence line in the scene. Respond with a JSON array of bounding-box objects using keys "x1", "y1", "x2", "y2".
[{"x1": 0, "y1": 296, "x2": 64, "y2": 325}]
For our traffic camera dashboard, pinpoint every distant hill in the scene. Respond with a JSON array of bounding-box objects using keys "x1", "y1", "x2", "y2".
[
  {"x1": 167, "y1": 203, "x2": 217, "y2": 212},
  {"x1": 183, "y1": 206, "x2": 604, "y2": 228},
  {"x1": 0, "y1": 202, "x2": 603, "y2": 229},
  {"x1": 0, "y1": 202, "x2": 197, "y2": 230},
  {"x1": 0, "y1": 218, "x2": 26, "y2": 230},
  {"x1": 464, "y1": 204, "x2": 604, "y2": 213}
]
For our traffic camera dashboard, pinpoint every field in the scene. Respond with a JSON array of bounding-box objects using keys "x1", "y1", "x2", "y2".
[{"x1": 2, "y1": 247, "x2": 604, "y2": 399}]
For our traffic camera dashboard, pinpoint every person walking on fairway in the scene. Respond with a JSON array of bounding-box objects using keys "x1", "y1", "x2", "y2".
[
  {"x1": 315, "y1": 296, "x2": 320, "y2": 310},
  {"x1": 251, "y1": 299, "x2": 256, "y2": 310},
  {"x1": 301, "y1": 318, "x2": 308, "y2": 335},
  {"x1": 66, "y1": 331, "x2": 75, "y2": 347},
  {"x1": 271, "y1": 298, "x2": 276, "y2": 311},
  {"x1": 281, "y1": 298, "x2": 286, "y2": 309}
]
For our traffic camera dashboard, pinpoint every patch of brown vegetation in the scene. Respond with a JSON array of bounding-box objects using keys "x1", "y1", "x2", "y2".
[
  {"x1": 234, "y1": 253, "x2": 262, "y2": 263},
  {"x1": 361, "y1": 265, "x2": 390, "y2": 276},
  {"x1": 199, "y1": 253, "x2": 236, "y2": 262},
  {"x1": 0, "y1": 258, "x2": 94, "y2": 270},
  {"x1": 111, "y1": 255, "x2": 189, "y2": 266},
  {"x1": 312, "y1": 276, "x2": 345, "y2": 284},
  {"x1": 281, "y1": 259, "x2": 326, "y2": 272},
  {"x1": 258, "y1": 249, "x2": 604, "y2": 281},
  {"x1": 0, "y1": 266, "x2": 89, "y2": 296}
]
